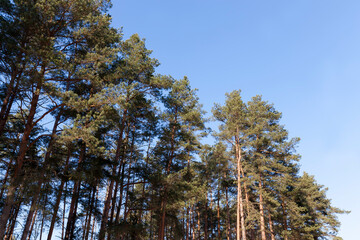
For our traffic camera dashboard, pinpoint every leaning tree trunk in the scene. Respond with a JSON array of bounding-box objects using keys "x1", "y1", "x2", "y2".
[{"x1": 0, "y1": 68, "x2": 45, "y2": 239}]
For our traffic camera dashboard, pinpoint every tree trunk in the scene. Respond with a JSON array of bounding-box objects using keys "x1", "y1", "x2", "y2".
[
  {"x1": 21, "y1": 194, "x2": 39, "y2": 240},
  {"x1": 99, "y1": 180, "x2": 114, "y2": 240},
  {"x1": 47, "y1": 147, "x2": 71, "y2": 240},
  {"x1": 158, "y1": 198, "x2": 167, "y2": 240},
  {"x1": 189, "y1": 207, "x2": 192, "y2": 239},
  {"x1": 269, "y1": 213, "x2": 275, "y2": 240},
  {"x1": 64, "y1": 144, "x2": 86, "y2": 240},
  {"x1": 47, "y1": 175, "x2": 67, "y2": 240},
  {"x1": 217, "y1": 194, "x2": 221, "y2": 240},
  {"x1": 191, "y1": 207, "x2": 196, "y2": 240},
  {"x1": 240, "y1": 166, "x2": 250, "y2": 216},
  {"x1": 90, "y1": 187, "x2": 98, "y2": 240},
  {"x1": 84, "y1": 186, "x2": 96, "y2": 240},
  {"x1": 197, "y1": 208, "x2": 201, "y2": 239},
  {"x1": 204, "y1": 200, "x2": 208, "y2": 240},
  {"x1": 236, "y1": 139, "x2": 246, "y2": 240},
  {"x1": 0, "y1": 70, "x2": 45, "y2": 239},
  {"x1": 27, "y1": 209, "x2": 38, "y2": 240},
  {"x1": 186, "y1": 205, "x2": 190, "y2": 240},
  {"x1": 122, "y1": 127, "x2": 136, "y2": 223},
  {"x1": 258, "y1": 178, "x2": 266, "y2": 240},
  {"x1": 62, "y1": 182, "x2": 67, "y2": 240},
  {"x1": 64, "y1": 180, "x2": 81, "y2": 240},
  {"x1": 226, "y1": 185, "x2": 230, "y2": 240},
  {"x1": 281, "y1": 201, "x2": 288, "y2": 240},
  {"x1": 115, "y1": 159, "x2": 126, "y2": 223}
]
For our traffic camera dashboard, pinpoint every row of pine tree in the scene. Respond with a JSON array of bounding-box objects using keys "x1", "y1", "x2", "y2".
[{"x1": 0, "y1": 0, "x2": 345, "y2": 239}]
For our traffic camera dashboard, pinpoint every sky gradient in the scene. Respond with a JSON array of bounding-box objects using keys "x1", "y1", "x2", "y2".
[{"x1": 111, "y1": 1, "x2": 360, "y2": 238}]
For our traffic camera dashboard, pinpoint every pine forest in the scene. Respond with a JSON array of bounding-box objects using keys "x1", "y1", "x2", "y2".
[{"x1": 0, "y1": 1, "x2": 346, "y2": 239}]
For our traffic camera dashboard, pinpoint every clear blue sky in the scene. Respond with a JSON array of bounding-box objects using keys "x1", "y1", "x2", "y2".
[{"x1": 111, "y1": 1, "x2": 360, "y2": 239}]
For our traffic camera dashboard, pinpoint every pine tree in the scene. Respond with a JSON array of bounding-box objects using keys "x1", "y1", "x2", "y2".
[
  {"x1": 212, "y1": 90, "x2": 248, "y2": 240},
  {"x1": 152, "y1": 77, "x2": 205, "y2": 239}
]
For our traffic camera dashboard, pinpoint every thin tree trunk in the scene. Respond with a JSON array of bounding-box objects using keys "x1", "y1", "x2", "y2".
[
  {"x1": 281, "y1": 201, "x2": 288, "y2": 240},
  {"x1": 27, "y1": 209, "x2": 38, "y2": 240},
  {"x1": 217, "y1": 194, "x2": 221, "y2": 240},
  {"x1": 64, "y1": 144, "x2": 86, "y2": 240},
  {"x1": 186, "y1": 205, "x2": 190, "y2": 240},
  {"x1": 189, "y1": 207, "x2": 192, "y2": 239},
  {"x1": 84, "y1": 186, "x2": 96, "y2": 240},
  {"x1": 47, "y1": 149, "x2": 70, "y2": 240},
  {"x1": 204, "y1": 198, "x2": 208, "y2": 240},
  {"x1": 115, "y1": 160, "x2": 126, "y2": 223},
  {"x1": 258, "y1": 178, "x2": 266, "y2": 240},
  {"x1": 191, "y1": 206, "x2": 196, "y2": 240},
  {"x1": 240, "y1": 166, "x2": 250, "y2": 216},
  {"x1": 150, "y1": 208, "x2": 153, "y2": 239},
  {"x1": 39, "y1": 194, "x2": 48, "y2": 240},
  {"x1": 90, "y1": 187, "x2": 98, "y2": 240},
  {"x1": 109, "y1": 171, "x2": 119, "y2": 224},
  {"x1": 39, "y1": 208, "x2": 46, "y2": 240},
  {"x1": 209, "y1": 186, "x2": 213, "y2": 237},
  {"x1": 158, "y1": 199, "x2": 166, "y2": 239},
  {"x1": 197, "y1": 208, "x2": 201, "y2": 239},
  {"x1": 236, "y1": 138, "x2": 246, "y2": 240},
  {"x1": 99, "y1": 180, "x2": 114, "y2": 240},
  {"x1": 90, "y1": 215, "x2": 96, "y2": 240},
  {"x1": 82, "y1": 209, "x2": 89, "y2": 240},
  {"x1": 62, "y1": 181, "x2": 68, "y2": 240},
  {"x1": 269, "y1": 213, "x2": 275, "y2": 240},
  {"x1": 226, "y1": 185, "x2": 230, "y2": 240},
  {"x1": 21, "y1": 194, "x2": 39, "y2": 240},
  {"x1": 70, "y1": 181, "x2": 81, "y2": 239}
]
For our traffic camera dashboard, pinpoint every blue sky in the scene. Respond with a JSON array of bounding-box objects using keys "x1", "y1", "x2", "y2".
[{"x1": 111, "y1": 1, "x2": 360, "y2": 238}]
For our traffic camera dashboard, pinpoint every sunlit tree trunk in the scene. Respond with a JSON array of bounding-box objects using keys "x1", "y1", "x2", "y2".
[
  {"x1": 235, "y1": 136, "x2": 246, "y2": 240},
  {"x1": 258, "y1": 177, "x2": 266, "y2": 240}
]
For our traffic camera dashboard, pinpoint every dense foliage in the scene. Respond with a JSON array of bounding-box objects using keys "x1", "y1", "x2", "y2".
[{"x1": 0, "y1": 1, "x2": 345, "y2": 239}]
